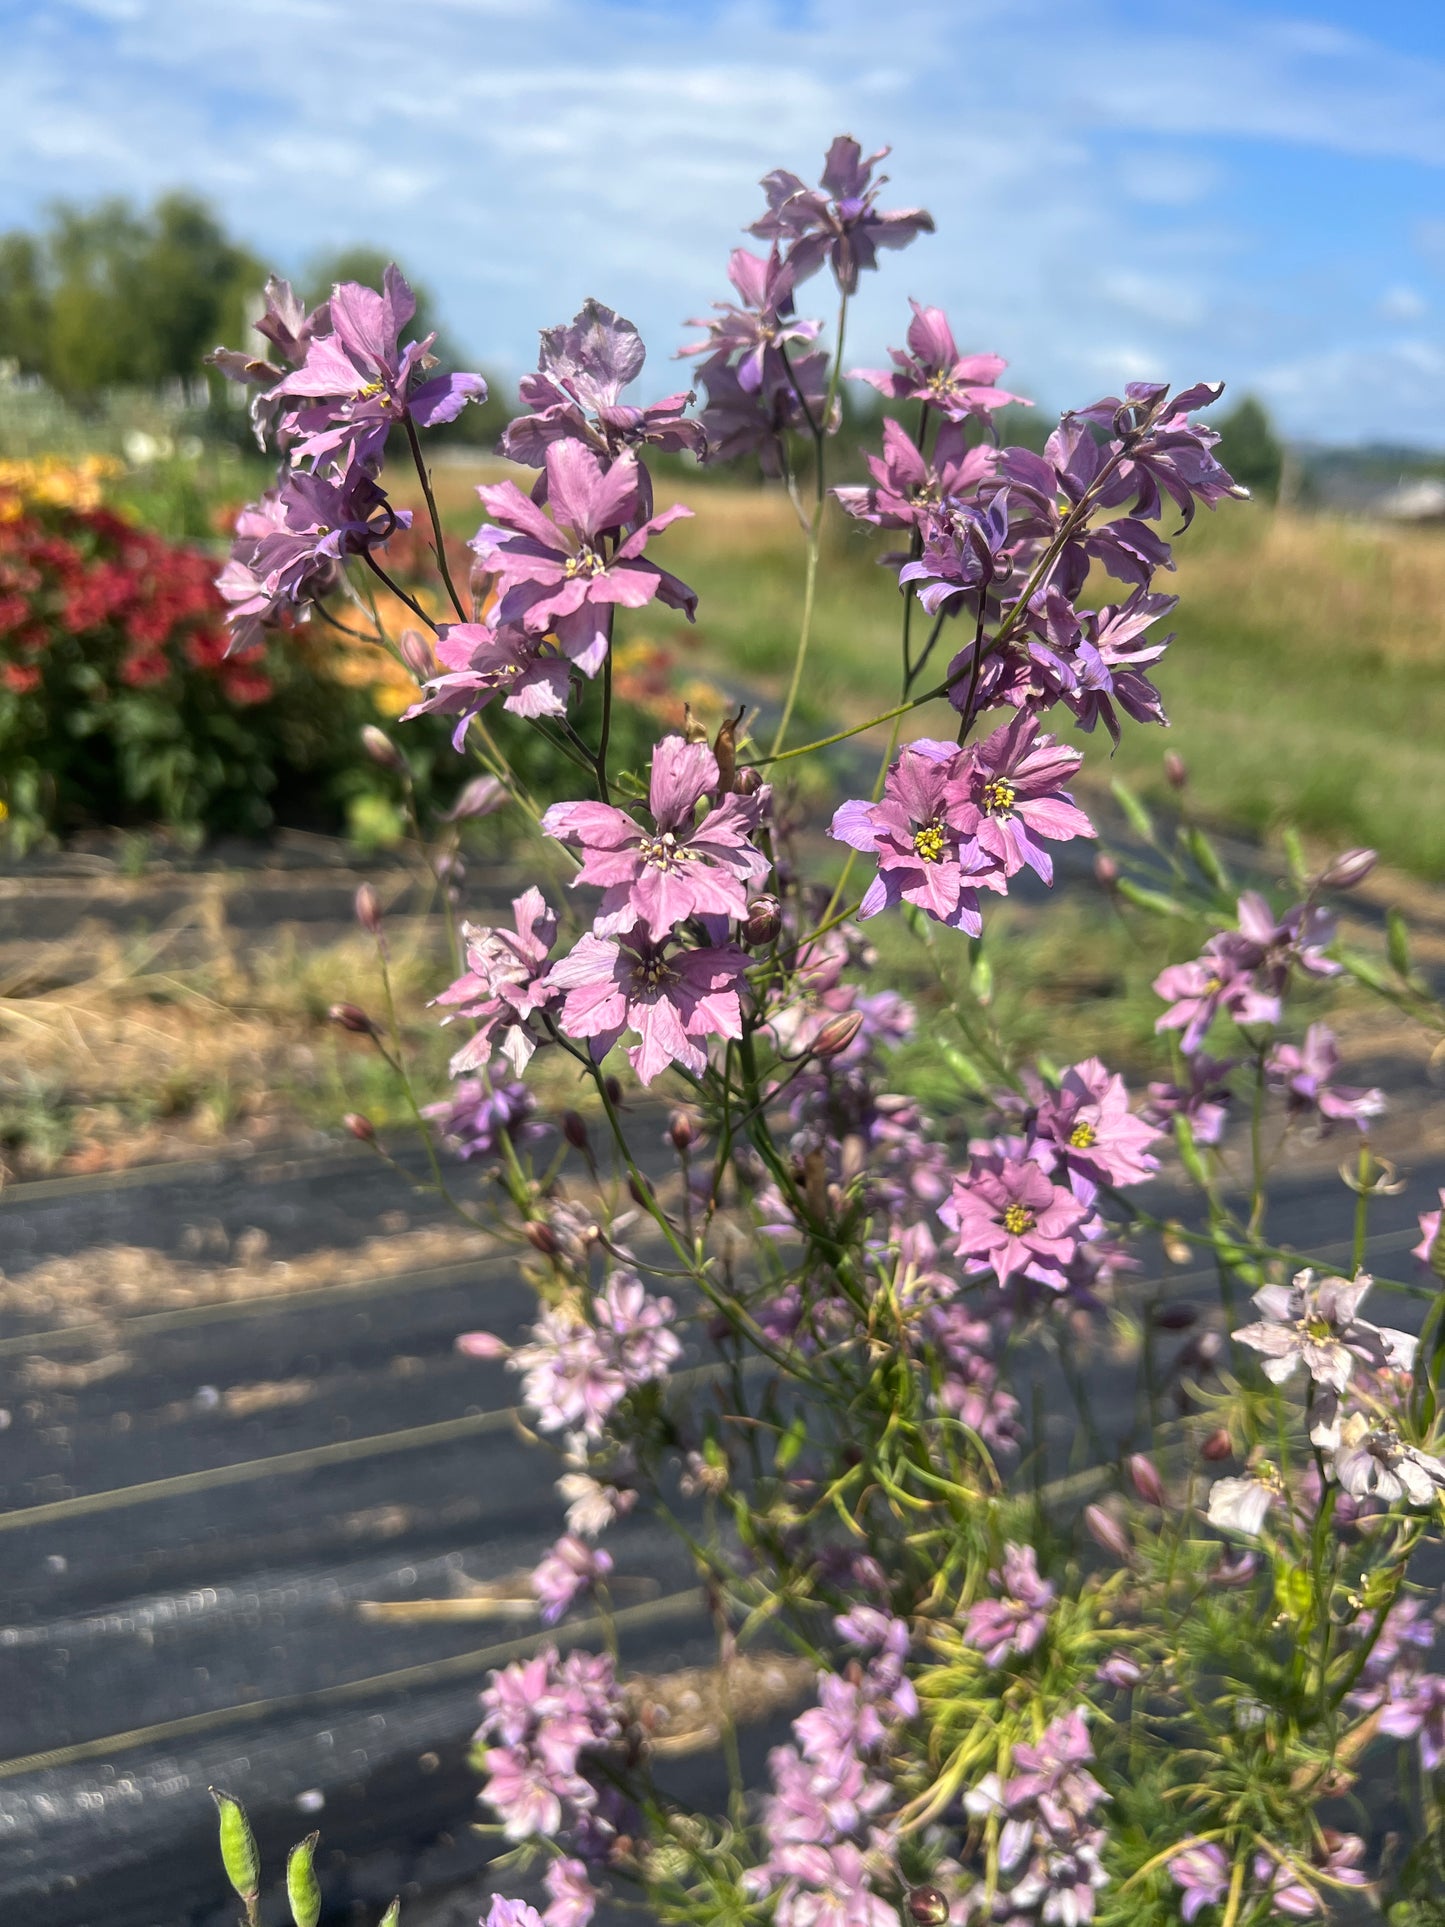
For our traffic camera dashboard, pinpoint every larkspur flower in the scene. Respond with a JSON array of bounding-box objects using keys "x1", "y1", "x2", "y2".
[
  {"x1": 405, "y1": 620, "x2": 572, "y2": 743},
  {"x1": 542, "y1": 734, "x2": 770, "y2": 940},
  {"x1": 1234, "y1": 891, "x2": 1339, "y2": 992},
  {"x1": 508, "y1": 1273, "x2": 679, "y2": 1439},
  {"x1": 1232, "y1": 1268, "x2": 1415, "y2": 1395},
  {"x1": 680, "y1": 246, "x2": 822, "y2": 394},
  {"x1": 962, "y1": 1544, "x2": 1056, "y2": 1666},
  {"x1": 750, "y1": 136, "x2": 934, "y2": 294},
  {"x1": 267, "y1": 266, "x2": 486, "y2": 467},
  {"x1": 433, "y1": 887, "x2": 559, "y2": 1077},
  {"x1": 1054, "y1": 380, "x2": 1244, "y2": 527},
  {"x1": 692, "y1": 347, "x2": 834, "y2": 475},
  {"x1": 1331, "y1": 1412, "x2": 1445, "y2": 1508},
  {"x1": 1206, "y1": 1464, "x2": 1285, "y2": 1537},
  {"x1": 833, "y1": 415, "x2": 999, "y2": 539},
  {"x1": 208, "y1": 275, "x2": 332, "y2": 448},
  {"x1": 423, "y1": 1076, "x2": 542, "y2": 1159},
  {"x1": 1059, "y1": 592, "x2": 1176, "y2": 743},
  {"x1": 546, "y1": 925, "x2": 748, "y2": 1084},
  {"x1": 543, "y1": 1858, "x2": 600, "y2": 1927},
  {"x1": 1377, "y1": 1673, "x2": 1445, "y2": 1771},
  {"x1": 1153, "y1": 936, "x2": 1281, "y2": 1055},
  {"x1": 830, "y1": 740, "x2": 1003, "y2": 932},
  {"x1": 1169, "y1": 1842, "x2": 1230, "y2": 1923},
  {"x1": 853, "y1": 302, "x2": 1022, "y2": 420},
  {"x1": 532, "y1": 1533, "x2": 614, "y2": 1625},
  {"x1": 939, "y1": 1147, "x2": 1089, "y2": 1289},
  {"x1": 899, "y1": 492, "x2": 1015, "y2": 619},
  {"x1": 487, "y1": 1899, "x2": 547, "y2": 1927},
  {"x1": 215, "y1": 490, "x2": 317, "y2": 652},
  {"x1": 1266, "y1": 1024, "x2": 1385, "y2": 1131},
  {"x1": 473, "y1": 443, "x2": 697, "y2": 678},
  {"x1": 951, "y1": 716, "x2": 1096, "y2": 885},
  {"x1": 1029, "y1": 1057, "x2": 1160, "y2": 1190},
  {"x1": 476, "y1": 1645, "x2": 626, "y2": 1841},
  {"x1": 1414, "y1": 1188, "x2": 1445, "y2": 1271},
  {"x1": 1143, "y1": 1054, "x2": 1235, "y2": 1146},
  {"x1": 219, "y1": 470, "x2": 408, "y2": 649}
]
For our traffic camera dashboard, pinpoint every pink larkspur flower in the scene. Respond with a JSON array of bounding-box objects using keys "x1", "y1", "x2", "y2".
[
  {"x1": 750, "y1": 135, "x2": 934, "y2": 294},
  {"x1": 962, "y1": 1544, "x2": 1056, "y2": 1666},
  {"x1": 833, "y1": 415, "x2": 999, "y2": 540},
  {"x1": 830, "y1": 740, "x2": 1003, "y2": 933},
  {"x1": 951, "y1": 715, "x2": 1096, "y2": 886},
  {"x1": 532, "y1": 1533, "x2": 614, "y2": 1625},
  {"x1": 433, "y1": 888, "x2": 559, "y2": 1077},
  {"x1": 545, "y1": 926, "x2": 748, "y2": 1085},
  {"x1": 1029, "y1": 1057, "x2": 1160, "y2": 1191},
  {"x1": 939, "y1": 1149, "x2": 1089, "y2": 1289},
  {"x1": 1415, "y1": 1188, "x2": 1445, "y2": 1271},
  {"x1": 405, "y1": 621, "x2": 572, "y2": 745},
  {"x1": 852, "y1": 301, "x2": 1024, "y2": 420},
  {"x1": 1266, "y1": 1024, "x2": 1384, "y2": 1132}
]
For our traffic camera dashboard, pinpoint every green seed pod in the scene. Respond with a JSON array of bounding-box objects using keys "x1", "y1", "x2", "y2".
[
  {"x1": 287, "y1": 1832, "x2": 322, "y2": 1927},
  {"x1": 380, "y1": 1902, "x2": 402, "y2": 1927},
  {"x1": 211, "y1": 1788, "x2": 260, "y2": 1901}
]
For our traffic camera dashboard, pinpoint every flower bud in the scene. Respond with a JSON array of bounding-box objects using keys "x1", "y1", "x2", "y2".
[
  {"x1": 628, "y1": 1173, "x2": 654, "y2": 1209},
  {"x1": 1084, "y1": 1503, "x2": 1131, "y2": 1561},
  {"x1": 1318, "y1": 847, "x2": 1377, "y2": 891},
  {"x1": 524, "y1": 1220, "x2": 559, "y2": 1256},
  {"x1": 398, "y1": 629, "x2": 437, "y2": 680},
  {"x1": 355, "y1": 882, "x2": 382, "y2": 934},
  {"x1": 733, "y1": 766, "x2": 763, "y2": 797},
  {"x1": 360, "y1": 725, "x2": 407, "y2": 772},
  {"x1": 811, "y1": 1009, "x2": 865, "y2": 1061},
  {"x1": 562, "y1": 1110, "x2": 591, "y2": 1151},
  {"x1": 343, "y1": 1112, "x2": 375, "y2": 1142},
  {"x1": 328, "y1": 1002, "x2": 378, "y2": 1035},
  {"x1": 668, "y1": 1109, "x2": 699, "y2": 1153},
  {"x1": 907, "y1": 1888, "x2": 950, "y2": 1927},
  {"x1": 742, "y1": 894, "x2": 781, "y2": 947},
  {"x1": 1163, "y1": 749, "x2": 1188, "y2": 790},
  {"x1": 1151, "y1": 1302, "x2": 1198, "y2": 1331},
  {"x1": 604, "y1": 1076, "x2": 624, "y2": 1108},
  {"x1": 1201, "y1": 1427, "x2": 1233, "y2": 1462},
  {"x1": 1127, "y1": 1454, "x2": 1166, "y2": 1507},
  {"x1": 442, "y1": 774, "x2": 506, "y2": 821},
  {"x1": 1093, "y1": 852, "x2": 1119, "y2": 891}
]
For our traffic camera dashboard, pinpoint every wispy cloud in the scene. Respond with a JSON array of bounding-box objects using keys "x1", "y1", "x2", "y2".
[{"x1": 1, "y1": 0, "x2": 1443, "y2": 441}]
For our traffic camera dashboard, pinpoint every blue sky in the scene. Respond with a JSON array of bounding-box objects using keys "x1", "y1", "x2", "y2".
[{"x1": 3, "y1": 0, "x2": 1445, "y2": 443}]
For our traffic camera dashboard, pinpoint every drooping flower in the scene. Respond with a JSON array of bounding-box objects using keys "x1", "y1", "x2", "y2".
[
  {"x1": 1169, "y1": 1842, "x2": 1230, "y2": 1923},
  {"x1": 542, "y1": 734, "x2": 770, "y2": 940},
  {"x1": 1331, "y1": 1413, "x2": 1445, "y2": 1508},
  {"x1": 750, "y1": 136, "x2": 934, "y2": 294},
  {"x1": 1414, "y1": 1188, "x2": 1445, "y2": 1272},
  {"x1": 423, "y1": 1076, "x2": 542, "y2": 1159},
  {"x1": 833, "y1": 416, "x2": 999, "y2": 538},
  {"x1": 219, "y1": 471, "x2": 407, "y2": 649},
  {"x1": 1232, "y1": 1268, "x2": 1415, "y2": 1395},
  {"x1": 1053, "y1": 380, "x2": 1245, "y2": 527},
  {"x1": 899, "y1": 492, "x2": 1015, "y2": 620},
  {"x1": 532, "y1": 1533, "x2": 614, "y2": 1625},
  {"x1": 1206, "y1": 1464, "x2": 1285, "y2": 1537},
  {"x1": 1029, "y1": 1057, "x2": 1160, "y2": 1190},
  {"x1": 692, "y1": 347, "x2": 835, "y2": 475},
  {"x1": 473, "y1": 443, "x2": 697, "y2": 677},
  {"x1": 1143, "y1": 1054, "x2": 1235, "y2": 1146},
  {"x1": 939, "y1": 1148, "x2": 1089, "y2": 1289},
  {"x1": 545, "y1": 925, "x2": 749, "y2": 1084},
  {"x1": 1234, "y1": 891, "x2": 1339, "y2": 991},
  {"x1": 433, "y1": 887, "x2": 559, "y2": 1077},
  {"x1": 267, "y1": 266, "x2": 486, "y2": 468},
  {"x1": 543, "y1": 1858, "x2": 600, "y2": 1927},
  {"x1": 1266, "y1": 1024, "x2": 1385, "y2": 1132},
  {"x1": 502, "y1": 299, "x2": 705, "y2": 472},
  {"x1": 680, "y1": 247, "x2": 822, "y2": 394},
  {"x1": 1153, "y1": 936, "x2": 1281, "y2": 1055},
  {"x1": 830, "y1": 740, "x2": 1003, "y2": 933},
  {"x1": 207, "y1": 275, "x2": 332, "y2": 448},
  {"x1": 950, "y1": 715, "x2": 1096, "y2": 885},
  {"x1": 853, "y1": 302, "x2": 1023, "y2": 420},
  {"x1": 961, "y1": 1544, "x2": 1056, "y2": 1666},
  {"x1": 405, "y1": 620, "x2": 572, "y2": 743}
]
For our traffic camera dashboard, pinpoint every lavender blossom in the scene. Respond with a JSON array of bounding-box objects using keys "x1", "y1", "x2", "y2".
[
  {"x1": 833, "y1": 416, "x2": 998, "y2": 539},
  {"x1": 1153, "y1": 936, "x2": 1281, "y2": 1055},
  {"x1": 1143, "y1": 1055, "x2": 1235, "y2": 1147},
  {"x1": 433, "y1": 888, "x2": 559, "y2": 1077},
  {"x1": 1029, "y1": 1058, "x2": 1160, "y2": 1190},
  {"x1": 1415, "y1": 1189, "x2": 1445, "y2": 1271},
  {"x1": 830, "y1": 740, "x2": 1003, "y2": 933},
  {"x1": 475, "y1": 1645, "x2": 626, "y2": 1841},
  {"x1": 853, "y1": 302, "x2": 1022, "y2": 420},
  {"x1": 423, "y1": 1075, "x2": 542, "y2": 1159},
  {"x1": 1377, "y1": 1673, "x2": 1445, "y2": 1772},
  {"x1": 406, "y1": 621, "x2": 572, "y2": 743},
  {"x1": 532, "y1": 1533, "x2": 614, "y2": 1625},
  {"x1": 950, "y1": 716, "x2": 1096, "y2": 886},
  {"x1": 940, "y1": 1148, "x2": 1089, "y2": 1290},
  {"x1": 508, "y1": 1272, "x2": 681, "y2": 1439},
  {"x1": 543, "y1": 1858, "x2": 600, "y2": 1927},
  {"x1": 1263, "y1": 1023, "x2": 1384, "y2": 1132},
  {"x1": 681, "y1": 246, "x2": 821, "y2": 393},
  {"x1": 750, "y1": 136, "x2": 934, "y2": 294},
  {"x1": 961, "y1": 1544, "x2": 1056, "y2": 1666},
  {"x1": 546, "y1": 924, "x2": 748, "y2": 1084},
  {"x1": 1168, "y1": 1842, "x2": 1230, "y2": 1922}
]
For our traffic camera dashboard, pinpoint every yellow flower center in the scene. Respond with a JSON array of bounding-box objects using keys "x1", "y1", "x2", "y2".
[
  {"x1": 641, "y1": 834, "x2": 697, "y2": 871},
  {"x1": 564, "y1": 546, "x2": 606, "y2": 579},
  {"x1": 356, "y1": 380, "x2": 393, "y2": 407},
  {"x1": 913, "y1": 821, "x2": 947, "y2": 863},
  {"x1": 1069, "y1": 1122, "x2": 1096, "y2": 1149},
  {"x1": 1203, "y1": 973, "x2": 1222, "y2": 995},
  {"x1": 981, "y1": 779, "x2": 1016, "y2": 816},
  {"x1": 1002, "y1": 1202, "x2": 1035, "y2": 1236},
  {"x1": 1303, "y1": 1315, "x2": 1334, "y2": 1342}
]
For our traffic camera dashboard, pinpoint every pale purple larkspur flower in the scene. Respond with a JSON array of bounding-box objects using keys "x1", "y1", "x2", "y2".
[
  {"x1": 1153, "y1": 937, "x2": 1281, "y2": 1055},
  {"x1": 680, "y1": 246, "x2": 821, "y2": 393},
  {"x1": 433, "y1": 888, "x2": 559, "y2": 1078},
  {"x1": 216, "y1": 490, "x2": 320, "y2": 652},
  {"x1": 899, "y1": 492, "x2": 1015, "y2": 620},
  {"x1": 1266, "y1": 1024, "x2": 1384, "y2": 1131},
  {"x1": 1377, "y1": 1673, "x2": 1445, "y2": 1771},
  {"x1": 1054, "y1": 380, "x2": 1244, "y2": 527},
  {"x1": 1232, "y1": 1268, "x2": 1415, "y2": 1395},
  {"x1": 1169, "y1": 1842, "x2": 1230, "y2": 1923},
  {"x1": 593, "y1": 1270, "x2": 684, "y2": 1385},
  {"x1": 966, "y1": 1710, "x2": 1109, "y2": 1924},
  {"x1": 486, "y1": 1899, "x2": 547, "y2": 1927},
  {"x1": 556, "y1": 1470, "x2": 635, "y2": 1539},
  {"x1": 762, "y1": 1740, "x2": 889, "y2": 1851},
  {"x1": 1331, "y1": 1412, "x2": 1445, "y2": 1508},
  {"x1": 962, "y1": 1543, "x2": 1056, "y2": 1666},
  {"x1": 473, "y1": 443, "x2": 697, "y2": 678},
  {"x1": 208, "y1": 275, "x2": 332, "y2": 448},
  {"x1": 1029, "y1": 1057, "x2": 1160, "y2": 1191},
  {"x1": 830, "y1": 740, "x2": 1003, "y2": 933},
  {"x1": 767, "y1": 1843, "x2": 898, "y2": 1927},
  {"x1": 219, "y1": 470, "x2": 408, "y2": 649},
  {"x1": 939, "y1": 1149, "x2": 1088, "y2": 1289},
  {"x1": 503, "y1": 299, "x2": 704, "y2": 472},
  {"x1": 268, "y1": 266, "x2": 485, "y2": 467},
  {"x1": 750, "y1": 136, "x2": 934, "y2": 294},
  {"x1": 1234, "y1": 891, "x2": 1339, "y2": 992},
  {"x1": 1414, "y1": 1189, "x2": 1445, "y2": 1271},
  {"x1": 833, "y1": 416, "x2": 998, "y2": 538},
  {"x1": 532, "y1": 1533, "x2": 614, "y2": 1625},
  {"x1": 1061, "y1": 592, "x2": 1177, "y2": 744},
  {"x1": 476, "y1": 1645, "x2": 626, "y2": 1841},
  {"x1": 951, "y1": 716, "x2": 1096, "y2": 886},
  {"x1": 508, "y1": 1273, "x2": 679, "y2": 1439},
  {"x1": 693, "y1": 346, "x2": 835, "y2": 475},
  {"x1": 1095, "y1": 1650, "x2": 1145, "y2": 1690},
  {"x1": 853, "y1": 302, "x2": 1022, "y2": 420},
  {"x1": 405, "y1": 621, "x2": 572, "y2": 744},
  {"x1": 423, "y1": 1076, "x2": 542, "y2": 1160},
  {"x1": 546, "y1": 925, "x2": 748, "y2": 1084},
  {"x1": 543, "y1": 1858, "x2": 600, "y2": 1927},
  {"x1": 542, "y1": 735, "x2": 769, "y2": 940},
  {"x1": 1143, "y1": 1054, "x2": 1235, "y2": 1146}
]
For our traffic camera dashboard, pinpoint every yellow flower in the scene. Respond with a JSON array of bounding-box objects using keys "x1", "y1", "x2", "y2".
[{"x1": 0, "y1": 454, "x2": 122, "y2": 516}]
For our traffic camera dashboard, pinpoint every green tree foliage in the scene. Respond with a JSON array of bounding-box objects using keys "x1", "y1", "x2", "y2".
[
  {"x1": 0, "y1": 192, "x2": 262, "y2": 399},
  {"x1": 1214, "y1": 393, "x2": 1284, "y2": 502}
]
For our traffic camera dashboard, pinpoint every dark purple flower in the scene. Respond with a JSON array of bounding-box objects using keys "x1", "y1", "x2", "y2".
[
  {"x1": 950, "y1": 715, "x2": 1096, "y2": 885},
  {"x1": 503, "y1": 299, "x2": 704, "y2": 472},
  {"x1": 833, "y1": 416, "x2": 999, "y2": 539},
  {"x1": 542, "y1": 734, "x2": 770, "y2": 940},
  {"x1": 750, "y1": 136, "x2": 934, "y2": 295},
  {"x1": 434, "y1": 887, "x2": 559, "y2": 1077},
  {"x1": 1059, "y1": 592, "x2": 1177, "y2": 743},
  {"x1": 693, "y1": 347, "x2": 835, "y2": 476},
  {"x1": 830, "y1": 740, "x2": 1004, "y2": 933},
  {"x1": 546, "y1": 925, "x2": 748, "y2": 1085},
  {"x1": 406, "y1": 621, "x2": 573, "y2": 744},
  {"x1": 1053, "y1": 379, "x2": 1245, "y2": 528},
  {"x1": 532, "y1": 1533, "x2": 614, "y2": 1625},
  {"x1": 1266, "y1": 1024, "x2": 1384, "y2": 1132},
  {"x1": 474, "y1": 443, "x2": 696, "y2": 677},
  {"x1": 1030, "y1": 1056, "x2": 1160, "y2": 1189},
  {"x1": 1144, "y1": 1054, "x2": 1235, "y2": 1146},
  {"x1": 1234, "y1": 891, "x2": 1339, "y2": 991},
  {"x1": 962, "y1": 1544, "x2": 1056, "y2": 1666},
  {"x1": 423, "y1": 1075, "x2": 542, "y2": 1160},
  {"x1": 853, "y1": 302, "x2": 1023, "y2": 421},
  {"x1": 268, "y1": 265, "x2": 486, "y2": 467},
  {"x1": 681, "y1": 246, "x2": 821, "y2": 394},
  {"x1": 899, "y1": 492, "x2": 1016, "y2": 619},
  {"x1": 939, "y1": 1148, "x2": 1089, "y2": 1289}
]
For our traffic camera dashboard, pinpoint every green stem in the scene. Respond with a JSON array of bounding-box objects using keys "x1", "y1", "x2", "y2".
[{"x1": 404, "y1": 413, "x2": 467, "y2": 622}]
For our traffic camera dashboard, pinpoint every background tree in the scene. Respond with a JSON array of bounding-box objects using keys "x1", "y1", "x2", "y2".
[{"x1": 1214, "y1": 394, "x2": 1285, "y2": 503}]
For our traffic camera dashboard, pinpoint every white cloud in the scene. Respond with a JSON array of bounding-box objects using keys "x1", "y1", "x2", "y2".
[{"x1": 1379, "y1": 283, "x2": 1428, "y2": 321}]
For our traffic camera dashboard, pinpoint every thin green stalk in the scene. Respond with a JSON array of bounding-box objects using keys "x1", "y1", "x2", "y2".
[{"x1": 404, "y1": 413, "x2": 467, "y2": 622}]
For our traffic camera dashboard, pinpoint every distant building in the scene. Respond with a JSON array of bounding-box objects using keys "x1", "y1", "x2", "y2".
[{"x1": 1377, "y1": 477, "x2": 1445, "y2": 522}]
